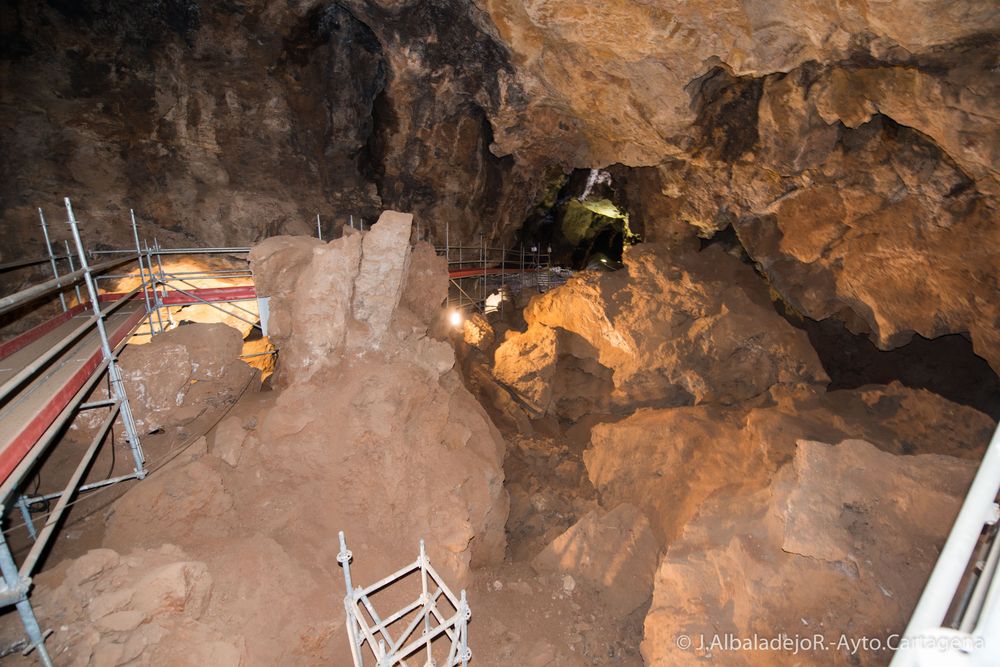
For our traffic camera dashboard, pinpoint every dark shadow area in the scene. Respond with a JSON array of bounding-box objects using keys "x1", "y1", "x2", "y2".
[{"x1": 792, "y1": 313, "x2": 1000, "y2": 419}]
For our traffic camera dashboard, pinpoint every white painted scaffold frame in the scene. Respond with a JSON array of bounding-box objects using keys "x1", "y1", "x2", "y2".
[{"x1": 337, "y1": 531, "x2": 471, "y2": 667}]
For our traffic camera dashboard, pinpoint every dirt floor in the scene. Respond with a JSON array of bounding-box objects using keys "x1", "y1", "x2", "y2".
[{"x1": 0, "y1": 348, "x2": 641, "y2": 667}]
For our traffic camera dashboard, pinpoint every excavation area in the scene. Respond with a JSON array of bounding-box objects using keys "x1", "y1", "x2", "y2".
[{"x1": 0, "y1": 2, "x2": 998, "y2": 666}]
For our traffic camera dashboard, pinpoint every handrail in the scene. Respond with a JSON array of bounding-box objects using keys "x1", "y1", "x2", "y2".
[
  {"x1": 0, "y1": 255, "x2": 136, "y2": 317},
  {"x1": 90, "y1": 246, "x2": 251, "y2": 255},
  {"x1": 891, "y1": 423, "x2": 1000, "y2": 665}
]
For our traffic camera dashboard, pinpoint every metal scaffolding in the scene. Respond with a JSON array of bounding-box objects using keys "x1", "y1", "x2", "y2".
[
  {"x1": 338, "y1": 532, "x2": 471, "y2": 667},
  {"x1": 0, "y1": 206, "x2": 564, "y2": 664},
  {"x1": 439, "y1": 225, "x2": 567, "y2": 316},
  {"x1": 0, "y1": 198, "x2": 265, "y2": 664}
]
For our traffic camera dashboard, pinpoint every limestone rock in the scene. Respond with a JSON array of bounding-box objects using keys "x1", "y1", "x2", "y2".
[
  {"x1": 494, "y1": 243, "x2": 827, "y2": 420},
  {"x1": 250, "y1": 211, "x2": 423, "y2": 383},
  {"x1": 812, "y1": 64, "x2": 1000, "y2": 196},
  {"x1": 290, "y1": 233, "x2": 363, "y2": 382},
  {"x1": 249, "y1": 233, "x2": 362, "y2": 384},
  {"x1": 210, "y1": 416, "x2": 250, "y2": 468},
  {"x1": 401, "y1": 241, "x2": 449, "y2": 326},
  {"x1": 735, "y1": 109, "x2": 1000, "y2": 373},
  {"x1": 118, "y1": 323, "x2": 258, "y2": 434},
  {"x1": 587, "y1": 382, "x2": 995, "y2": 545},
  {"x1": 480, "y1": 0, "x2": 1000, "y2": 171},
  {"x1": 349, "y1": 210, "x2": 414, "y2": 349},
  {"x1": 493, "y1": 325, "x2": 559, "y2": 417},
  {"x1": 641, "y1": 439, "x2": 977, "y2": 666},
  {"x1": 247, "y1": 236, "x2": 322, "y2": 341},
  {"x1": 132, "y1": 561, "x2": 212, "y2": 619},
  {"x1": 533, "y1": 504, "x2": 658, "y2": 616},
  {"x1": 25, "y1": 545, "x2": 241, "y2": 666}
]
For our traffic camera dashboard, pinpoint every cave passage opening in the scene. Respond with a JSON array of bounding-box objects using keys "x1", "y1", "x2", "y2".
[{"x1": 516, "y1": 168, "x2": 639, "y2": 270}]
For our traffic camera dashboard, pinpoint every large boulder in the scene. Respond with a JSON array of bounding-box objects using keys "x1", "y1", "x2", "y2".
[
  {"x1": 118, "y1": 323, "x2": 258, "y2": 434},
  {"x1": 493, "y1": 243, "x2": 828, "y2": 419},
  {"x1": 587, "y1": 381, "x2": 994, "y2": 545},
  {"x1": 532, "y1": 503, "x2": 659, "y2": 616},
  {"x1": 642, "y1": 439, "x2": 977, "y2": 666},
  {"x1": 250, "y1": 210, "x2": 436, "y2": 385},
  {"x1": 348, "y1": 210, "x2": 413, "y2": 349}
]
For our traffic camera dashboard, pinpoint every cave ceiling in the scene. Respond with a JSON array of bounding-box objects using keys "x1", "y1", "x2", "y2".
[{"x1": 1, "y1": 0, "x2": 998, "y2": 366}]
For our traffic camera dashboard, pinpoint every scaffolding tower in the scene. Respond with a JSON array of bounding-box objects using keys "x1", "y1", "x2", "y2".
[
  {"x1": 0, "y1": 199, "x2": 263, "y2": 664},
  {"x1": 338, "y1": 532, "x2": 471, "y2": 667}
]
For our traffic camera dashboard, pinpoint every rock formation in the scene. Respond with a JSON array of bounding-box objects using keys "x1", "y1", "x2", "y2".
[
  {"x1": 2, "y1": 0, "x2": 999, "y2": 664},
  {"x1": 21, "y1": 211, "x2": 509, "y2": 664},
  {"x1": 587, "y1": 381, "x2": 994, "y2": 545},
  {"x1": 117, "y1": 322, "x2": 258, "y2": 434},
  {"x1": 3, "y1": 0, "x2": 996, "y2": 369},
  {"x1": 532, "y1": 503, "x2": 659, "y2": 617},
  {"x1": 27, "y1": 546, "x2": 243, "y2": 666},
  {"x1": 642, "y1": 439, "x2": 977, "y2": 666},
  {"x1": 493, "y1": 243, "x2": 828, "y2": 419}
]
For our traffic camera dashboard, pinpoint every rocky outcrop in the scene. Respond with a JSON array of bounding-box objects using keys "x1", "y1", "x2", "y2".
[
  {"x1": 587, "y1": 381, "x2": 994, "y2": 545},
  {"x1": 23, "y1": 211, "x2": 509, "y2": 664},
  {"x1": 641, "y1": 439, "x2": 977, "y2": 666},
  {"x1": 479, "y1": 0, "x2": 1000, "y2": 174},
  {"x1": 243, "y1": 212, "x2": 507, "y2": 578},
  {"x1": 349, "y1": 210, "x2": 413, "y2": 347},
  {"x1": 493, "y1": 243, "x2": 827, "y2": 419},
  {"x1": 3, "y1": 0, "x2": 997, "y2": 371},
  {"x1": 118, "y1": 322, "x2": 258, "y2": 434},
  {"x1": 0, "y1": 0, "x2": 544, "y2": 268},
  {"x1": 249, "y1": 210, "x2": 451, "y2": 384},
  {"x1": 0, "y1": 1, "x2": 384, "y2": 260},
  {"x1": 621, "y1": 95, "x2": 1000, "y2": 372}
]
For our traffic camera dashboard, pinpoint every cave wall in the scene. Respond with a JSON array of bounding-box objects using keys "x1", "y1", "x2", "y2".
[
  {"x1": 469, "y1": 1, "x2": 999, "y2": 370},
  {"x1": 2, "y1": 0, "x2": 998, "y2": 368},
  {"x1": 0, "y1": 0, "x2": 541, "y2": 265}
]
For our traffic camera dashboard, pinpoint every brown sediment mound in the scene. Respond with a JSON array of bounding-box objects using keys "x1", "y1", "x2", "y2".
[
  {"x1": 24, "y1": 211, "x2": 508, "y2": 664},
  {"x1": 27, "y1": 546, "x2": 243, "y2": 667}
]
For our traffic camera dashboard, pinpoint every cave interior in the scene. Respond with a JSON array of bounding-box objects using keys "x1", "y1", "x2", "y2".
[{"x1": 0, "y1": 1, "x2": 998, "y2": 665}]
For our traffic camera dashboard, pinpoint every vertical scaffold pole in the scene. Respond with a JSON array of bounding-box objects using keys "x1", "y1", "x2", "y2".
[
  {"x1": 420, "y1": 539, "x2": 432, "y2": 663},
  {"x1": 500, "y1": 241, "x2": 505, "y2": 315},
  {"x1": 38, "y1": 209, "x2": 66, "y2": 312},
  {"x1": 129, "y1": 210, "x2": 156, "y2": 337},
  {"x1": 337, "y1": 532, "x2": 364, "y2": 667},
  {"x1": 143, "y1": 242, "x2": 165, "y2": 334},
  {"x1": 0, "y1": 511, "x2": 53, "y2": 667},
  {"x1": 65, "y1": 198, "x2": 146, "y2": 477},
  {"x1": 461, "y1": 589, "x2": 470, "y2": 667},
  {"x1": 63, "y1": 240, "x2": 83, "y2": 305},
  {"x1": 153, "y1": 239, "x2": 174, "y2": 329}
]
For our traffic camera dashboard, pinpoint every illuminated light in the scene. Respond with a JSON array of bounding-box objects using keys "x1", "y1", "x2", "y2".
[
  {"x1": 600, "y1": 258, "x2": 608, "y2": 263},
  {"x1": 449, "y1": 309, "x2": 464, "y2": 328}
]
